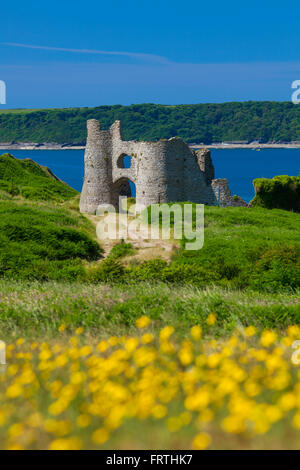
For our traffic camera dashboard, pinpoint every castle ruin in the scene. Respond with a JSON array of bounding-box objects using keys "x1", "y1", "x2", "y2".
[{"x1": 79, "y1": 119, "x2": 245, "y2": 213}]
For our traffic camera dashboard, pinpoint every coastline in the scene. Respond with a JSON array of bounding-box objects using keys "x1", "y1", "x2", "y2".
[
  {"x1": 200, "y1": 143, "x2": 300, "y2": 149},
  {"x1": 1, "y1": 142, "x2": 300, "y2": 151},
  {"x1": 0, "y1": 144, "x2": 85, "y2": 150}
]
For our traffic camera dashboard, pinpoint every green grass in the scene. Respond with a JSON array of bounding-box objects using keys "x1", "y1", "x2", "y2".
[
  {"x1": 0, "y1": 199, "x2": 102, "y2": 280},
  {"x1": 0, "y1": 156, "x2": 299, "y2": 451},
  {"x1": 0, "y1": 153, "x2": 104, "y2": 280},
  {"x1": 0, "y1": 153, "x2": 298, "y2": 292},
  {"x1": 0, "y1": 280, "x2": 299, "y2": 451},
  {"x1": 144, "y1": 204, "x2": 300, "y2": 292},
  {"x1": 107, "y1": 241, "x2": 135, "y2": 259},
  {"x1": 0, "y1": 280, "x2": 298, "y2": 341},
  {"x1": 0, "y1": 165, "x2": 298, "y2": 452},
  {"x1": 0, "y1": 153, "x2": 77, "y2": 201}
]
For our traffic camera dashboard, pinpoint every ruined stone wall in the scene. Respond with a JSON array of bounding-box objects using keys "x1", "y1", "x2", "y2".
[
  {"x1": 79, "y1": 119, "x2": 246, "y2": 214},
  {"x1": 196, "y1": 148, "x2": 215, "y2": 184},
  {"x1": 79, "y1": 119, "x2": 112, "y2": 213},
  {"x1": 211, "y1": 179, "x2": 248, "y2": 207},
  {"x1": 183, "y1": 147, "x2": 216, "y2": 205}
]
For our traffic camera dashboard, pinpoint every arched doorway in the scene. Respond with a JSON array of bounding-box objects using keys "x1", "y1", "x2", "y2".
[{"x1": 112, "y1": 177, "x2": 136, "y2": 211}]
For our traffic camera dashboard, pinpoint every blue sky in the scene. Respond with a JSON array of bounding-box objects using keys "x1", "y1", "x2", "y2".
[{"x1": 1, "y1": 0, "x2": 300, "y2": 107}]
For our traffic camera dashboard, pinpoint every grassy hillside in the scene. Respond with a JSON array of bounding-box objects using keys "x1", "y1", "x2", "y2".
[
  {"x1": 0, "y1": 201, "x2": 102, "y2": 280},
  {"x1": 111, "y1": 204, "x2": 300, "y2": 293},
  {"x1": 0, "y1": 153, "x2": 102, "y2": 280},
  {"x1": 1, "y1": 101, "x2": 300, "y2": 144},
  {"x1": 0, "y1": 154, "x2": 299, "y2": 291},
  {"x1": 0, "y1": 153, "x2": 77, "y2": 201},
  {"x1": 67, "y1": 204, "x2": 300, "y2": 294}
]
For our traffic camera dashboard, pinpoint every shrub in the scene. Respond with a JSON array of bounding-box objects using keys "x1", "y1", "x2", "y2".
[
  {"x1": 162, "y1": 263, "x2": 211, "y2": 284},
  {"x1": 107, "y1": 242, "x2": 134, "y2": 259},
  {"x1": 213, "y1": 257, "x2": 241, "y2": 280},
  {"x1": 126, "y1": 260, "x2": 219, "y2": 285},
  {"x1": 252, "y1": 175, "x2": 300, "y2": 212},
  {"x1": 128, "y1": 259, "x2": 168, "y2": 281},
  {"x1": 249, "y1": 246, "x2": 300, "y2": 292},
  {"x1": 87, "y1": 258, "x2": 125, "y2": 282}
]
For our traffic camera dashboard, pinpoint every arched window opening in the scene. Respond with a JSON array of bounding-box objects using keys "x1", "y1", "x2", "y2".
[{"x1": 117, "y1": 154, "x2": 131, "y2": 169}]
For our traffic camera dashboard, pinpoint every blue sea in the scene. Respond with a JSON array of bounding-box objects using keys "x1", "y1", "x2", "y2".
[{"x1": 3, "y1": 148, "x2": 300, "y2": 203}]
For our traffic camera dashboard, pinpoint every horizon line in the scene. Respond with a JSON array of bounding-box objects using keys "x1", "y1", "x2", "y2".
[{"x1": 0, "y1": 99, "x2": 292, "y2": 112}]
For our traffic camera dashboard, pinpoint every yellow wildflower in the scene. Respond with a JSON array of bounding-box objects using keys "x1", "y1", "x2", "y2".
[
  {"x1": 260, "y1": 330, "x2": 277, "y2": 347},
  {"x1": 192, "y1": 432, "x2": 211, "y2": 450},
  {"x1": 190, "y1": 325, "x2": 202, "y2": 341},
  {"x1": 77, "y1": 414, "x2": 91, "y2": 428},
  {"x1": 49, "y1": 437, "x2": 82, "y2": 450},
  {"x1": 92, "y1": 428, "x2": 110, "y2": 445},
  {"x1": 135, "y1": 316, "x2": 151, "y2": 329},
  {"x1": 244, "y1": 326, "x2": 256, "y2": 337},
  {"x1": 159, "y1": 326, "x2": 174, "y2": 341},
  {"x1": 206, "y1": 313, "x2": 217, "y2": 326}
]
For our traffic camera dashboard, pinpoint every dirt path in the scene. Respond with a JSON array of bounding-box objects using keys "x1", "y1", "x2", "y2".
[{"x1": 86, "y1": 212, "x2": 180, "y2": 263}]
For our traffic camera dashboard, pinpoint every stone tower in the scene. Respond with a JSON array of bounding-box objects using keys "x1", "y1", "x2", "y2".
[{"x1": 79, "y1": 119, "x2": 245, "y2": 213}]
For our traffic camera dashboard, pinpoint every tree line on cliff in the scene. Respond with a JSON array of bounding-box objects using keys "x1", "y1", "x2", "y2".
[{"x1": 1, "y1": 101, "x2": 300, "y2": 144}]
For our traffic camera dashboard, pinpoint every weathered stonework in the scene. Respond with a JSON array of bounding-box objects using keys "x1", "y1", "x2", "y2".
[{"x1": 80, "y1": 119, "x2": 246, "y2": 213}]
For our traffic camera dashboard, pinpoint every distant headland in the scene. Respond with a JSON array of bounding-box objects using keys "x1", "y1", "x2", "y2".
[
  {"x1": 1, "y1": 142, "x2": 300, "y2": 150},
  {"x1": 1, "y1": 102, "x2": 300, "y2": 147}
]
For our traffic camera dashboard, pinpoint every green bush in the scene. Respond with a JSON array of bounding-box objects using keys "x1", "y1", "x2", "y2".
[
  {"x1": 249, "y1": 246, "x2": 300, "y2": 292},
  {"x1": 213, "y1": 257, "x2": 241, "y2": 280},
  {"x1": 252, "y1": 175, "x2": 300, "y2": 212},
  {"x1": 128, "y1": 259, "x2": 168, "y2": 281},
  {"x1": 107, "y1": 242, "x2": 134, "y2": 259},
  {"x1": 87, "y1": 258, "x2": 125, "y2": 282},
  {"x1": 161, "y1": 263, "x2": 212, "y2": 284},
  {"x1": 126, "y1": 259, "x2": 219, "y2": 285}
]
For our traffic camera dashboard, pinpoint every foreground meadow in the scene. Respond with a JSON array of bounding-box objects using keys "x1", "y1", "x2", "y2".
[
  {"x1": 0, "y1": 282, "x2": 300, "y2": 450},
  {"x1": 0, "y1": 154, "x2": 299, "y2": 449}
]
